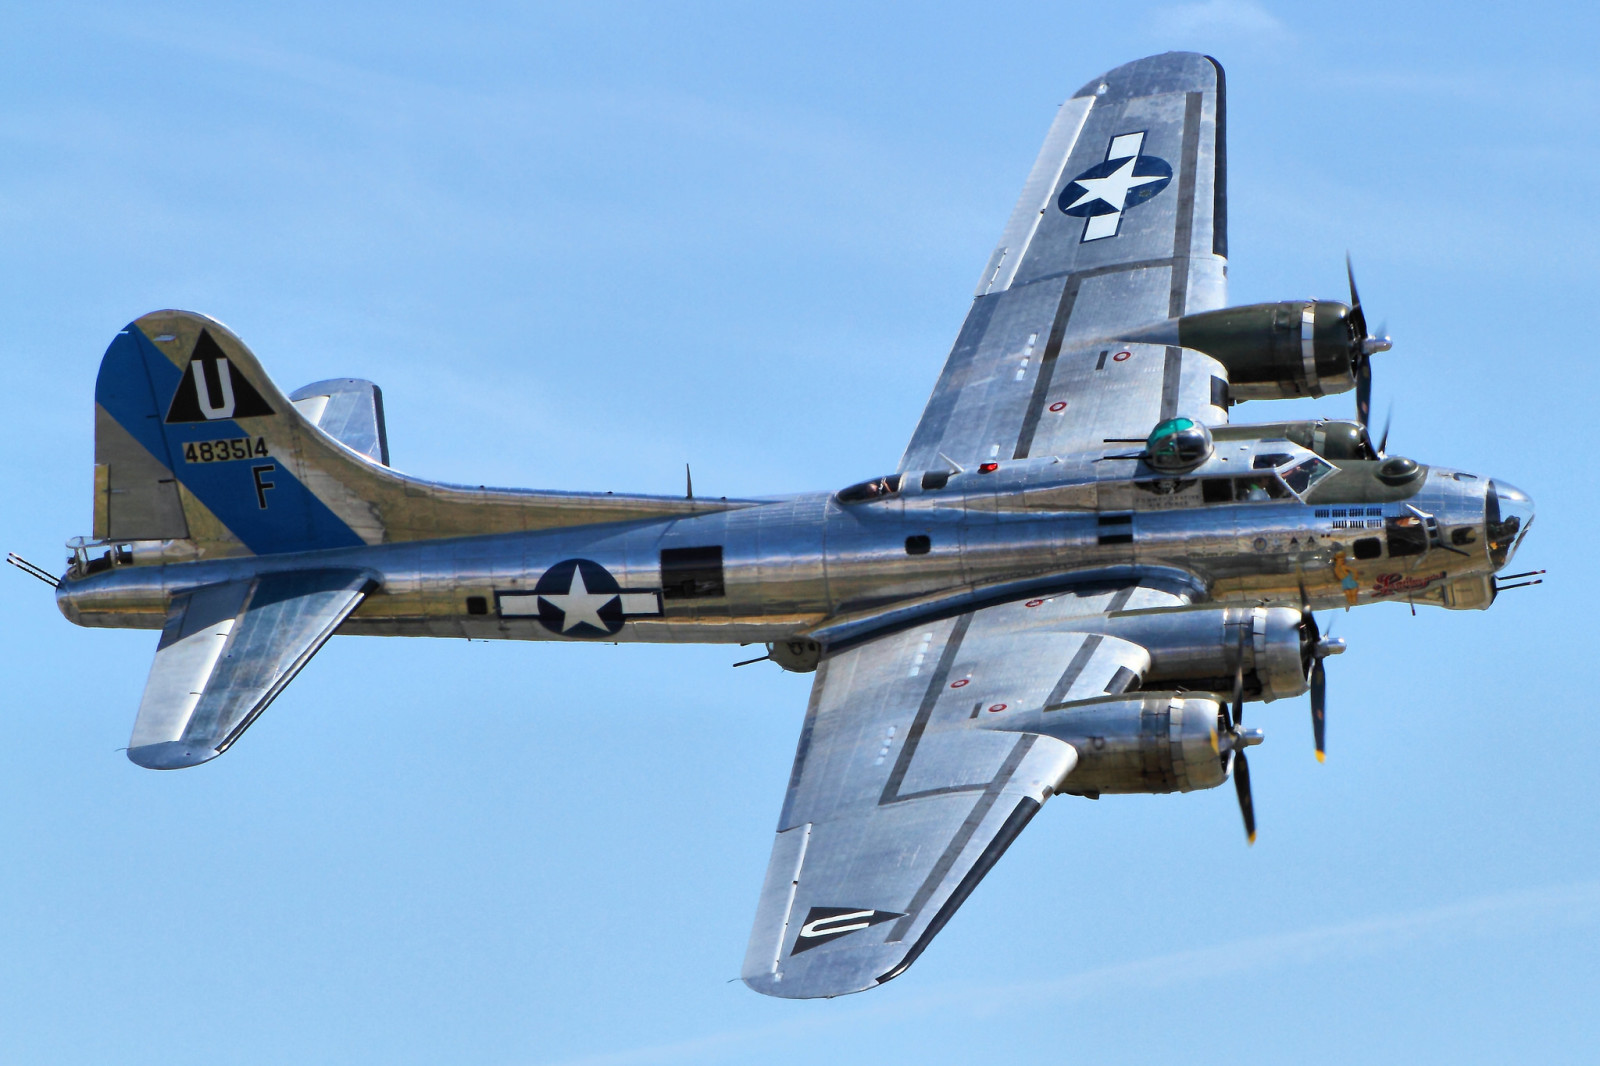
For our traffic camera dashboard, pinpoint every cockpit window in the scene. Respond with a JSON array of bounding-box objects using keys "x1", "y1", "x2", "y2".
[
  {"x1": 837, "y1": 474, "x2": 902, "y2": 503},
  {"x1": 1251, "y1": 453, "x2": 1295, "y2": 470},
  {"x1": 1281, "y1": 456, "x2": 1336, "y2": 495},
  {"x1": 1386, "y1": 514, "x2": 1428, "y2": 557},
  {"x1": 1201, "y1": 476, "x2": 1291, "y2": 503},
  {"x1": 1239, "y1": 476, "x2": 1290, "y2": 501}
]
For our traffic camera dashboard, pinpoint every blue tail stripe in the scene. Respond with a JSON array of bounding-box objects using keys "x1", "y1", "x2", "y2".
[
  {"x1": 96, "y1": 326, "x2": 366, "y2": 555},
  {"x1": 96, "y1": 329, "x2": 178, "y2": 468}
]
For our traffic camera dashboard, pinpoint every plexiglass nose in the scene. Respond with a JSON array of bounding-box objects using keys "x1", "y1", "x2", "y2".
[{"x1": 1485, "y1": 480, "x2": 1534, "y2": 569}]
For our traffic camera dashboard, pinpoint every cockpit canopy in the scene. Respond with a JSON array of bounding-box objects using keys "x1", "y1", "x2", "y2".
[
  {"x1": 1144, "y1": 417, "x2": 1213, "y2": 472},
  {"x1": 837, "y1": 473, "x2": 902, "y2": 503}
]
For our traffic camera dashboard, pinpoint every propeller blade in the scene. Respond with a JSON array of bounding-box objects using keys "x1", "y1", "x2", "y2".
[
  {"x1": 1346, "y1": 256, "x2": 1390, "y2": 434},
  {"x1": 1233, "y1": 750, "x2": 1257, "y2": 845},
  {"x1": 1231, "y1": 627, "x2": 1246, "y2": 729},
  {"x1": 1232, "y1": 664, "x2": 1244, "y2": 729},
  {"x1": 1377, "y1": 405, "x2": 1392, "y2": 459},
  {"x1": 1299, "y1": 603, "x2": 1321, "y2": 673},
  {"x1": 1346, "y1": 253, "x2": 1368, "y2": 339},
  {"x1": 1355, "y1": 355, "x2": 1373, "y2": 431},
  {"x1": 1310, "y1": 658, "x2": 1327, "y2": 762}
]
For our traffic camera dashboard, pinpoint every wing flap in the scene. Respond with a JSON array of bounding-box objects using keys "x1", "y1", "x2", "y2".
[{"x1": 128, "y1": 569, "x2": 375, "y2": 769}]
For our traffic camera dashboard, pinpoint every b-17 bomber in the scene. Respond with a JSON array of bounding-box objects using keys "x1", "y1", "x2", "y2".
[{"x1": 38, "y1": 52, "x2": 1535, "y2": 999}]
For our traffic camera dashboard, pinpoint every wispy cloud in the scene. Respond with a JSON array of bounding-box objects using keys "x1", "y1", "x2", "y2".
[
  {"x1": 545, "y1": 880, "x2": 1600, "y2": 1066},
  {"x1": 1148, "y1": 0, "x2": 1297, "y2": 48},
  {"x1": 77, "y1": 6, "x2": 882, "y2": 170}
]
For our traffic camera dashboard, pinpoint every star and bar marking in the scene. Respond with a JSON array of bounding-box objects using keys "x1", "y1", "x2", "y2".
[
  {"x1": 496, "y1": 558, "x2": 662, "y2": 638},
  {"x1": 1057, "y1": 131, "x2": 1173, "y2": 241}
]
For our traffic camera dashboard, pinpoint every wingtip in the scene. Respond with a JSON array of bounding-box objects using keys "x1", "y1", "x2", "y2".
[{"x1": 127, "y1": 740, "x2": 220, "y2": 770}]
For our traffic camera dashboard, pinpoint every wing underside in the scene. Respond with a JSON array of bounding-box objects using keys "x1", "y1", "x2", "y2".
[{"x1": 743, "y1": 584, "x2": 1186, "y2": 998}]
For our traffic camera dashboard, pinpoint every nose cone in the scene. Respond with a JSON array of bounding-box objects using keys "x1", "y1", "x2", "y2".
[{"x1": 1486, "y1": 480, "x2": 1534, "y2": 569}]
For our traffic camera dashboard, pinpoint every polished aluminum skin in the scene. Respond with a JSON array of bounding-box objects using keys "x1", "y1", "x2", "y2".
[{"x1": 54, "y1": 51, "x2": 1534, "y2": 1000}]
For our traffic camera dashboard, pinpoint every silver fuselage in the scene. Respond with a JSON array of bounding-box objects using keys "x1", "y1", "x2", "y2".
[{"x1": 58, "y1": 438, "x2": 1525, "y2": 647}]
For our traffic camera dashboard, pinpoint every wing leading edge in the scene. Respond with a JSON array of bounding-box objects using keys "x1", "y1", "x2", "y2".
[
  {"x1": 742, "y1": 584, "x2": 1187, "y2": 999},
  {"x1": 900, "y1": 52, "x2": 1228, "y2": 473}
]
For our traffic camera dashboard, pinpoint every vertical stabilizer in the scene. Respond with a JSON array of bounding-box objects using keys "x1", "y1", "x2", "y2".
[
  {"x1": 87, "y1": 310, "x2": 749, "y2": 560},
  {"x1": 94, "y1": 313, "x2": 373, "y2": 557}
]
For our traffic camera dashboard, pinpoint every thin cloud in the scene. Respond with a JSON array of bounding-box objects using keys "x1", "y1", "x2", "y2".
[
  {"x1": 546, "y1": 880, "x2": 1600, "y2": 1065},
  {"x1": 1149, "y1": 0, "x2": 1297, "y2": 47}
]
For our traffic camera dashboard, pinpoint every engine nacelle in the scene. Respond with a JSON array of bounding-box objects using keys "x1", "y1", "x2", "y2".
[
  {"x1": 1214, "y1": 418, "x2": 1371, "y2": 461},
  {"x1": 1127, "y1": 301, "x2": 1361, "y2": 402},
  {"x1": 993, "y1": 694, "x2": 1226, "y2": 796},
  {"x1": 1095, "y1": 605, "x2": 1311, "y2": 703}
]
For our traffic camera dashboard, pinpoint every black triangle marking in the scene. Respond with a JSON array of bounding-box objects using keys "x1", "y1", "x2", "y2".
[
  {"x1": 164, "y1": 329, "x2": 275, "y2": 424},
  {"x1": 790, "y1": 907, "x2": 903, "y2": 955}
]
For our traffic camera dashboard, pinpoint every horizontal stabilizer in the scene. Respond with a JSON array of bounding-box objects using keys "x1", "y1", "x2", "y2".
[
  {"x1": 289, "y1": 379, "x2": 389, "y2": 466},
  {"x1": 128, "y1": 569, "x2": 376, "y2": 769}
]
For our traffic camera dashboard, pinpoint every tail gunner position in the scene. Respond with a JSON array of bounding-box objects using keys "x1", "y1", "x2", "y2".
[{"x1": 44, "y1": 53, "x2": 1534, "y2": 999}]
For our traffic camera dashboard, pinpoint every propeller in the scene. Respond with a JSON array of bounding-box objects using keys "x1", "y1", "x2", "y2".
[
  {"x1": 1298, "y1": 595, "x2": 1346, "y2": 762},
  {"x1": 1307, "y1": 613, "x2": 1328, "y2": 761},
  {"x1": 1346, "y1": 255, "x2": 1392, "y2": 448},
  {"x1": 1221, "y1": 628, "x2": 1263, "y2": 844},
  {"x1": 1232, "y1": 745, "x2": 1256, "y2": 845}
]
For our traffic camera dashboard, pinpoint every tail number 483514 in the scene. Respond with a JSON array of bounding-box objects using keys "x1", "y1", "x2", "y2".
[{"x1": 183, "y1": 437, "x2": 269, "y2": 464}]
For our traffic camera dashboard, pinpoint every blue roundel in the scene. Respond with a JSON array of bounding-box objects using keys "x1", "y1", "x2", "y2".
[
  {"x1": 1057, "y1": 155, "x2": 1173, "y2": 217},
  {"x1": 533, "y1": 558, "x2": 625, "y2": 638}
]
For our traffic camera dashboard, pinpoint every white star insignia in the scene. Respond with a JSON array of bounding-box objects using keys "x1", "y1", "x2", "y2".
[
  {"x1": 1062, "y1": 156, "x2": 1166, "y2": 217},
  {"x1": 539, "y1": 566, "x2": 617, "y2": 632}
]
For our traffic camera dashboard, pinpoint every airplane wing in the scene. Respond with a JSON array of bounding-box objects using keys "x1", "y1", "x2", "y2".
[
  {"x1": 900, "y1": 52, "x2": 1229, "y2": 473},
  {"x1": 742, "y1": 583, "x2": 1189, "y2": 999},
  {"x1": 127, "y1": 569, "x2": 376, "y2": 769}
]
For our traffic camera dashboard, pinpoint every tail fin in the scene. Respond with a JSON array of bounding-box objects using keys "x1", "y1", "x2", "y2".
[
  {"x1": 95, "y1": 312, "x2": 373, "y2": 556},
  {"x1": 92, "y1": 310, "x2": 738, "y2": 558}
]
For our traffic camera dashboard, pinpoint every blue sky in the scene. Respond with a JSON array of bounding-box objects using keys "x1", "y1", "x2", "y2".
[{"x1": 3, "y1": 2, "x2": 1596, "y2": 1063}]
